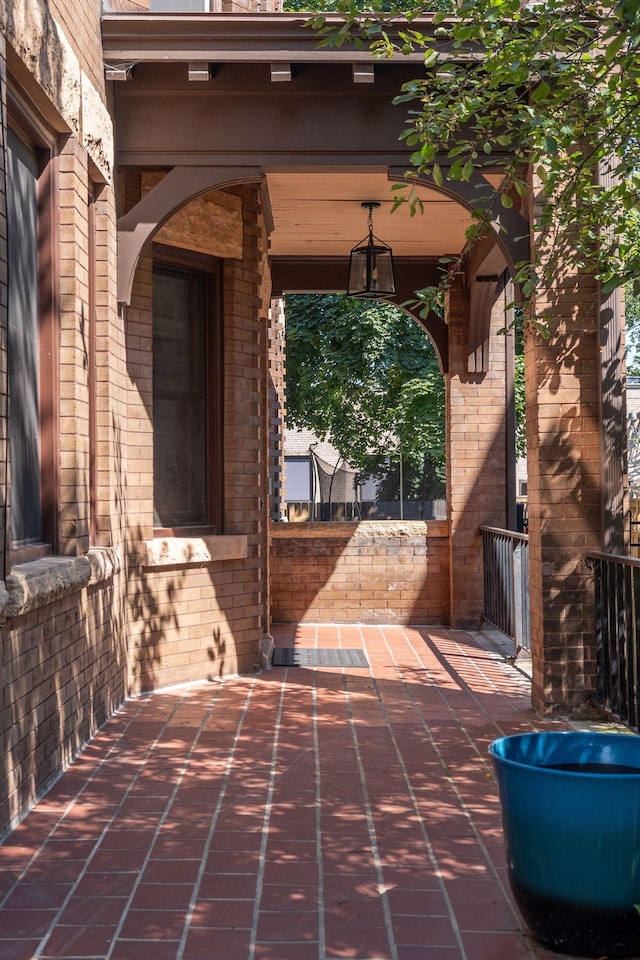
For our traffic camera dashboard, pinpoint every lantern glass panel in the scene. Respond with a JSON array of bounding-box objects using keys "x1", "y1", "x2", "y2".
[
  {"x1": 367, "y1": 245, "x2": 395, "y2": 295},
  {"x1": 347, "y1": 247, "x2": 369, "y2": 296}
]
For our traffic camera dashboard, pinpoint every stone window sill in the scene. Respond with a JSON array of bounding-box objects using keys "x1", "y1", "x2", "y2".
[
  {"x1": 2, "y1": 546, "x2": 122, "y2": 619},
  {"x1": 142, "y1": 535, "x2": 248, "y2": 568}
]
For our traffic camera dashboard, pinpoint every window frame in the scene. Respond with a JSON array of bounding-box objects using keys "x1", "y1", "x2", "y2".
[
  {"x1": 88, "y1": 183, "x2": 98, "y2": 545},
  {"x1": 284, "y1": 456, "x2": 313, "y2": 503},
  {"x1": 6, "y1": 87, "x2": 59, "y2": 567},
  {"x1": 151, "y1": 243, "x2": 224, "y2": 537}
]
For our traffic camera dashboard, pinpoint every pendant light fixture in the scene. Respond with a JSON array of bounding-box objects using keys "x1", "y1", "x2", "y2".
[{"x1": 347, "y1": 201, "x2": 396, "y2": 298}]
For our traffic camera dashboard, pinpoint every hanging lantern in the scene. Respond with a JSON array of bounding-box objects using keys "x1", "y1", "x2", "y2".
[{"x1": 347, "y1": 201, "x2": 396, "y2": 297}]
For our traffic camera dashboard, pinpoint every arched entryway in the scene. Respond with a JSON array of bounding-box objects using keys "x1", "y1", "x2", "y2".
[{"x1": 104, "y1": 9, "x2": 626, "y2": 715}]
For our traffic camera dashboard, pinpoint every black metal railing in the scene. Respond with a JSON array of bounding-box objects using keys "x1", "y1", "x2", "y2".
[
  {"x1": 481, "y1": 526, "x2": 531, "y2": 655},
  {"x1": 589, "y1": 551, "x2": 640, "y2": 730},
  {"x1": 630, "y1": 518, "x2": 640, "y2": 559}
]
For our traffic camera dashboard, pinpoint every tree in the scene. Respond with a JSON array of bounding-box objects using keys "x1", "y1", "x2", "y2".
[
  {"x1": 284, "y1": 294, "x2": 446, "y2": 498},
  {"x1": 308, "y1": 0, "x2": 640, "y2": 322},
  {"x1": 626, "y1": 286, "x2": 640, "y2": 376}
]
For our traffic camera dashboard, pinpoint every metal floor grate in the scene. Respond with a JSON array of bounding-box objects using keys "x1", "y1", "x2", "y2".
[{"x1": 272, "y1": 647, "x2": 369, "y2": 668}]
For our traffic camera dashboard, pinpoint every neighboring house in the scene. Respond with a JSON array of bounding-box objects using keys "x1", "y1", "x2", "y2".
[
  {"x1": 627, "y1": 377, "x2": 640, "y2": 489},
  {"x1": 283, "y1": 427, "x2": 370, "y2": 521},
  {"x1": 283, "y1": 428, "x2": 446, "y2": 521}
]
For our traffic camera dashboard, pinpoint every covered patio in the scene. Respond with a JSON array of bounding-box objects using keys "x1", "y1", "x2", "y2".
[
  {"x1": 0, "y1": 0, "x2": 630, "y2": 887},
  {"x1": 0, "y1": 624, "x2": 577, "y2": 960}
]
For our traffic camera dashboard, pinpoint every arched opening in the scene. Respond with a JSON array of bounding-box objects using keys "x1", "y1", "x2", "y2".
[{"x1": 280, "y1": 293, "x2": 446, "y2": 523}]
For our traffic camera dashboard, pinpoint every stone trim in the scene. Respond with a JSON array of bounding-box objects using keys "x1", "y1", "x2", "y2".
[
  {"x1": 5, "y1": 556, "x2": 90, "y2": 618},
  {"x1": 269, "y1": 520, "x2": 449, "y2": 540},
  {"x1": 87, "y1": 546, "x2": 122, "y2": 585},
  {"x1": 142, "y1": 535, "x2": 249, "y2": 568},
  {"x1": 2, "y1": 546, "x2": 123, "y2": 619}
]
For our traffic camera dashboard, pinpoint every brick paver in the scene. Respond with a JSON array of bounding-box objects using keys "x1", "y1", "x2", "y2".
[{"x1": 0, "y1": 625, "x2": 580, "y2": 960}]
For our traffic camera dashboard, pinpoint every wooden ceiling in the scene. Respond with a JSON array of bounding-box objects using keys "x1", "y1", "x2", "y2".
[{"x1": 265, "y1": 172, "x2": 472, "y2": 260}]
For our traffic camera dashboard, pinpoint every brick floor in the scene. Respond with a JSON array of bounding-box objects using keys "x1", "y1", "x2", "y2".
[{"x1": 0, "y1": 625, "x2": 584, "y2": 960}]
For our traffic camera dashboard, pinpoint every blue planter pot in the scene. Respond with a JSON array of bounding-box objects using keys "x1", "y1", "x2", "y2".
[{"x1": 489, "y1": 731, "x2": 640, "y2": 958}]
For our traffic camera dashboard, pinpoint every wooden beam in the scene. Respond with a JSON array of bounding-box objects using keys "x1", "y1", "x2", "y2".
[
  {"x1": 188, "y1": 62, "x2": 210, "y2": 81},
  {"x1": 270, "y1": 63, "x2": 292, "y2": 82},
  {"x1": 105, "y1": 62, "x2": 132, "y2": 81},
  {"x1": 353, "y1": 63, "x2": 374, "y2": 83},
  {"x1": 101, "y1": 12, "x2": 462, "y2": 66},
  {"x1": 468, "y1": 276, "x2": 500, "y2": 374}
]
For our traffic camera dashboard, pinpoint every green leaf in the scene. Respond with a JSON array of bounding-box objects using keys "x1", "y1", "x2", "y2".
[
  {"x1": 605, "y1": 32, "x2": 626, "y2": 63},
  {"x1": 531, "y1": 81, "x2": 550, "y2": 103}
]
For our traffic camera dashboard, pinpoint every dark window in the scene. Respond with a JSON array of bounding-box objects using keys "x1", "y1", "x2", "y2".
[
  {"x1": 7, "y1": 129, "x2": 41, "y2": 546},
  {"x1": 152, "y1": 253, "x2": 222, "y2": 532}
]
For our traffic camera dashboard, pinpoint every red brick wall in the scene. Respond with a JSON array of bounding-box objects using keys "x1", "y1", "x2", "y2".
[
  {"x1": 0, "y1": 42, "x2": 7, "y2": 576},
  {"x1": 1, "y1": 575, "x2": 126, "y2": 833},
  {"x1": 270, "y1": 522, "x2": 449, "y2": 625},
  {"x1": 125, "y1": 185, "x2": 268, "y2": 691},
  {"x1": 446, "y1": 275, "x2": 509, "y2": 628},
  {"x1": 0, "y1": 0, "x2": 128, "y2": 835},
  {"x1": 525, "y1": 274, "x2": 601, "y2": 715}
]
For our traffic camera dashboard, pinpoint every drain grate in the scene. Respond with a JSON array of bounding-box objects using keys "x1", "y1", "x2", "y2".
[{"x1": 272, "y1": 648, "x2": 369, "y2": 668}]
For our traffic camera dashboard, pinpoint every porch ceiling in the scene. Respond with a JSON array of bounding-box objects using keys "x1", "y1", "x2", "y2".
[
  {"x1": 265, "y1": 172, "x2": 471, "y2": 261},
  {"x1": 106, "y1": 10, "x2": 524, "y2": 329}
]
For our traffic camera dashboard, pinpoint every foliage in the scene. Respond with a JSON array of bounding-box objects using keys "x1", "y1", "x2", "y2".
[
  {"x1": 284, "y1": 294, "x2": 446, "y2": 497},
  {"x1": 626, "y1": 285, "x2": 640, "y2": 376},
  {"x1": 514, "y1": 350, "x2": 526, "y2": 460},
  {"x1": 307, "y1": 0, "x2": 640, "y2": 323}
]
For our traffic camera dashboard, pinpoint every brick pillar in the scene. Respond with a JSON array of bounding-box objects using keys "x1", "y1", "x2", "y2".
[
  {"x1": 93, "y1": 182, "x2": 123, "y2": 549},
  {"x1": 525, "y1": 269, "x2": 602, "y2": 715},
  {"x1": 267, "y1": 298, "x2": 286, "y2": 523},
  {"x1": 446, "y1": 274, "x2": 510, "y2": 627},
  {"x1": 57, "y1": 138, "x2": 91, "y2": 555},
  {"x1": 0, "y1": 38, "x2": 7, "y2": 581}
]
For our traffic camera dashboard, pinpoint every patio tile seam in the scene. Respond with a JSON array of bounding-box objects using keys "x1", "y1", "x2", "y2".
[
  {"x1": 341, "y1": 655, "x2": 399, "y2": 960},
  {"x1": 313, "y1": 669, "x2": 328, "y2": 960},
  {"x1": 0, "y1": 697, "x2": 151, "y2": 910},
  {"x1": 24, "y1": 692, "x2": 196, "y2": 959},
  {"x1": 410, "y1": 630, "x2": 511, "y2": 741},
  {"x1": 366, "y1": 627, "x2": 499, "y2": 960},
  {"x1": 444, "y1": 629, "x2": 533, "y2": 709},
  {"x1": 178, "y1": 678, "x2": 284, "y2": 959},
  {"x1": 245, "y1": 671, "x2": 288, "y2": 960},
  {"x1": 384, "y1": 628, "x2": 539, "y2": 959},
  {"x1": 0, "y1": 625, "x2": 579, "y2": 960},
  {"x1": 101, "y1": 680, "x2": 234, "y2": 960},
  {"x1": 405, "y1": 628, "x2": 520, "y2": 768}
]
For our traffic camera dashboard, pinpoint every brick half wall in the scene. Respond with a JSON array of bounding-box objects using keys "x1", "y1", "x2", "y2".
[{"x1": 270, "y1": 521, "x2": 450, "y2": 625}]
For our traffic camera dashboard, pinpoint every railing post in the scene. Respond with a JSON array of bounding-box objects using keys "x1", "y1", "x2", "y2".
[
  {"x1": 589, "y1": 550, "x2": 640, "y2": 731},
  {"x1": 513, "y1": 540, "x2": 523, "y2": 652},
  {"x1": 481, "y1": 524, "x2": 530, "y2": 656}
]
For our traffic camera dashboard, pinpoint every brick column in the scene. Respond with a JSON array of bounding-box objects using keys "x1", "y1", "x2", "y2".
[
  {"x1": 525, "y1": 269, "x2": 602, "y2": 714},
  {"x1": 57, "y1": 138, "x2": 91, "y2": 555},
  {"x1": 93, "y1": 182, "x2": 124, "y2": 549},
  {"x1": 0, "y1": 39, "x2": 7, "y2": 581},
  {"x1": 446, "y1": 274, "x2": 510, "y2": 627}
]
